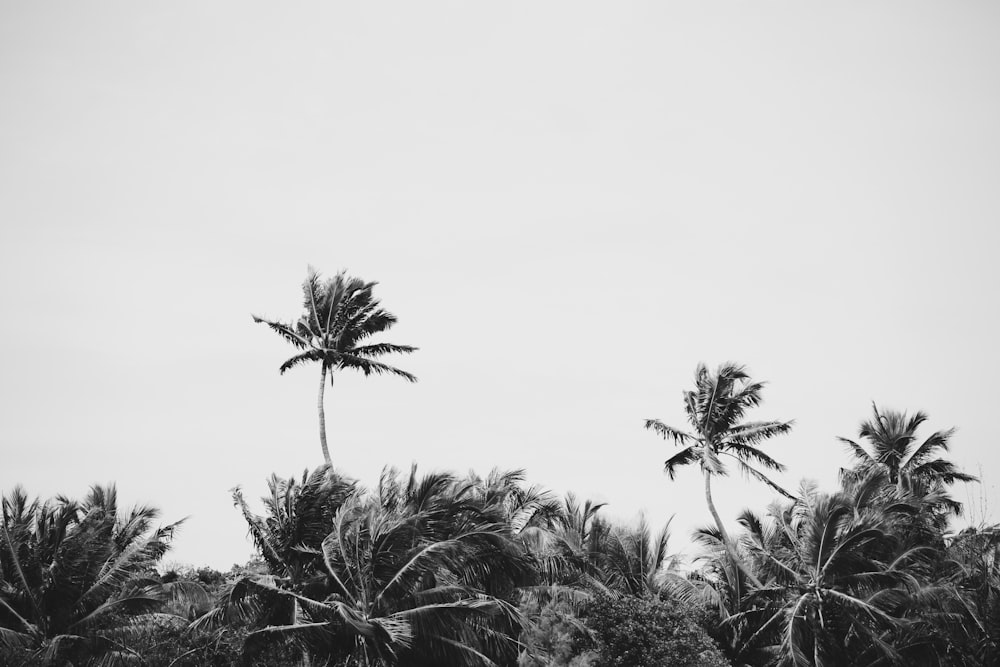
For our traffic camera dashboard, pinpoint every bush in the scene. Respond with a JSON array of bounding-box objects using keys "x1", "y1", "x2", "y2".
[{"x1": 586, "y1": 594, "x2": 730, "y2": 667}]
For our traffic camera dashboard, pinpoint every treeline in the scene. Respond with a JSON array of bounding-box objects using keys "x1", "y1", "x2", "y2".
[
  {"x1": 2, "y1": 270, "x2": 995, "y2": 666},
  {"x1": 3, "y1": 382, "x2": 995, "y2": 666}
]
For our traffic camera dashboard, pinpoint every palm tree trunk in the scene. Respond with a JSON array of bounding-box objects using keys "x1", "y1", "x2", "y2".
[
  {"x1": 704, "y1": 468, "x2": 763, "y2": 588},
  {"x1": 318, "y1": 364, "x2": 331, "y2": 466}
]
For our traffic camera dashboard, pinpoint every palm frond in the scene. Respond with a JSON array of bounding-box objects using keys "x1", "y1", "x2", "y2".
[
  {"x1": 902, "y1": 428, "x2": 956, "y2": 468},
  {"x1": 349, "y1": 343, "x2": 418, "y2": 358},
  {"x1": 726, "y1": 420, "x2": 794, "y2": 447},
  {"x1": 910, "y1": 458, "x2": 977, "y2": 484},
  {"x1": 722, "y1": 454, "x2": 793, "y2": 499},
  {"x1": 251, "y1": 315, "x2": 310, "y2": 350},
  {"x1": 69, "y1": 594, "x2": 164, "y2": 632},
  {"x1": 725, "y1": 442, "x2": 788, "y2": 473},
  {"x1": 644, "y1": 419, "x2": 695, "y2": 446},
  {"x1": 0, "y1": 519, "x2": 43, "y2": 625},
  {"x1": 78, "y1": 522, "x2": 180, "y2": 613},
  {"x1": 663, "y1": 446, "x2": 698, "y2": 480},
  {"x1": 0, "y1": 626, "x2": 34, "y2": 649},
  {"x1": 278, "y1": 350, "x2": 324, "y2": 374},
  {"x1": 336, "y1": 353, "x2": 418, "y2": 382}
]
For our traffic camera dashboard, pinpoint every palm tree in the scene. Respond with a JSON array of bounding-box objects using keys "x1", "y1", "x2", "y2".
[
  {"x1": 530, "y1": 493, "x2": 609, "y2": 588},
  {"x1": 231, "y1": 464, "x2": 357, "y2": 586},
  {"x1": 0, "y1": 484, "x2": 185, "y2": 665},
  {"x1": 947, "y1": 526, "x2": 1000, "y2": 664},
  {"x1": 600, "y1": 515, "x2": 678, "y2": 597},
  {"x1": 253, "y1": 268, "x2": 417, "y2": 465},
  {"x1": 838, "y1": 404, "x2": 976, "y2": 504},
  {"x1": 203, "y1": 466, "x2": 535, "y2": 666},
  {"x1": 645, "y1": 362, "x2": 793, "y2": 588},
  {"x1": 742, "y1": 484, "x2": 909, "y2": 665},
  {"x1": 735, "y1": 472, "x2": 980, "y2": 666}
]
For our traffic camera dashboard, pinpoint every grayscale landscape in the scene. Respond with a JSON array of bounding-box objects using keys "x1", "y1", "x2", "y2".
[{"x1": 2, "y1": 2, "x2": 999, "y2": 665}]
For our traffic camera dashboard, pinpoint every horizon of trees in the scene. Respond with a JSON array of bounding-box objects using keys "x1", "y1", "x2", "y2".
[{"x1": 2, "y1": 269, "x2": 995, "y2": 666}]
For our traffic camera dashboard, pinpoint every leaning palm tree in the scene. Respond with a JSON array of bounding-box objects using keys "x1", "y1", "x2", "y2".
[
  {"x1": 253, "y1": 268, "x2": 417, "y2": 465},
  {"x1": 645, "y1": 362, "x2": 793, "y2": 588}
]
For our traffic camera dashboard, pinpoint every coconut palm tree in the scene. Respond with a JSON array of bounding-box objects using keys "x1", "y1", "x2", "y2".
[
  {"x1": 736, "y1": 487, "x2": 910, "y2": 665},
  {"x1": 231, "y1": 464, "x2": 357, "y2": 585},
  {"x1": 0, "y1": 484, "x2": 185, "y2": 665},
  {"x1": 203, "y1": 466, "x2": 535, "y2": 666},
  {"x1": 778, "y1": 475, "x2": 984, "y2": 665},
  {"x1": 677, "y1": 471, "x2": 978, "y2": 667},
  {"x1": 645, "y1": 362, "x2": 793, "y2": 588},
  {"x1": 838, "y1": 405, "x2": 976, "y2": 508},
  {"x1": 253, "y1": 268, "x2": 417, "y2": 465}
]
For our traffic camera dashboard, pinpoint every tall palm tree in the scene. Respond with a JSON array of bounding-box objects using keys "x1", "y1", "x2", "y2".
[
  {"x1": 645, "y1": 362, "x2": 793, "y2": 588},
  {"x1": 253, "y1": 268, "x2": 417, "y2": 465},
  {"x1": 838, "y1": 404, "x2": 976, "y2": 500}
]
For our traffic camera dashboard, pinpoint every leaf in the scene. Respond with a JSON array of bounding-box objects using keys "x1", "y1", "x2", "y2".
[
  {"x1": 644, "y1": 420, "x2": 695, "y2": 446},
  {"x1": 0, "y1": 626, "x2": 34, "y2": 649},
  {"x1": 663, "y1": 446, "x2": 698, "y2": 479},
  {"x1": 251, "y1": 316, "x2": 310, "y2": 350},
  {"x1": 722, "y1": 454, "x2": 793, "y2": 499}
]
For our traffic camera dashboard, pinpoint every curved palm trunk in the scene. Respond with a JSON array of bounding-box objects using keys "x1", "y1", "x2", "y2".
[
  {"x1": 703, "y1": 468, "x2": 763, "y2": 588},
  {"x1": 318, "y1": 364, "x2": 331, "y2": 466}
]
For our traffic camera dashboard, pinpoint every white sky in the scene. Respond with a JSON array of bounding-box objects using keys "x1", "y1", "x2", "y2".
[{"x1": 2, "y1": 1, "x2": 999, "y2": 569}]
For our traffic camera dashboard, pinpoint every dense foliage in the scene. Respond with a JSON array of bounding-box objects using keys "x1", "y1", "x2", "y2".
[
  {"x1": 586, "y1": 594, "x2": 730, "y2": 667},
  {"x1": 0, "y1": 485, "x2": 189, "y2": 665}
]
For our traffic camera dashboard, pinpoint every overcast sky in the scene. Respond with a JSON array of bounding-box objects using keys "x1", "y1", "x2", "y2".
[{"x1": 2, "y1": 1, "x2": 999, "y2": 569}]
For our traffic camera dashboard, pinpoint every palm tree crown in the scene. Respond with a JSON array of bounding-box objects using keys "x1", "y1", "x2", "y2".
[
  {"x1": 645, "y1": 362, "x2": 793, "y2": 496},
  {"x1": 838, "y1": 403, "x2": 976, "y2": 488}
]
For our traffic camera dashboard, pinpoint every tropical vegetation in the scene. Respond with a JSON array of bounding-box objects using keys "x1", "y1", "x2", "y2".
[{"x1": 2, "y1": 268, "x2": 995, "y2": 666}]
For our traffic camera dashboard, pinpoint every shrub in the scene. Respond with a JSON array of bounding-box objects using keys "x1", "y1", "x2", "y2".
[{"x1": 586, "y1": 594, "x2": 730, "y2": 667}]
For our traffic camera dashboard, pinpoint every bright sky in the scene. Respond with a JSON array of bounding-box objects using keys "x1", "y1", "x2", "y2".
[{"x1": 2, "y1": 1, "x2": 999, "y2": 569}]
